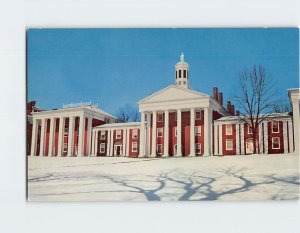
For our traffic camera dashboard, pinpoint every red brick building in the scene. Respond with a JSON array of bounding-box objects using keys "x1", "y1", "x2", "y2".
[{"x1": 28, "y1": 54, "x2": 300, "y2": 157}]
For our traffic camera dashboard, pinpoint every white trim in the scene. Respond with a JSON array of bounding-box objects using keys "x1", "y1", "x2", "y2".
[
  {"x1": 225, "y1": 124, "x2": 232, "y2": 135},
  {"x1": 272, "y1": 137, "x2": 280, "y2": 149},
  {"x1": 100, "y1": 131, "x2": 106, "y2": 140},
  {"x1": 116, "y1": 129, "x2": 122, "y2": 139},
  {"x1": 248, "y1": 125, "x2": 253, "y2": 134},
  {"x1": 157, "y1": 113, "x2": 163, "y2": 122},
  {"x1": 132, "y1": 128, "x2": 138, "y2": 139},
  {"x1": 100, "y1": 143, "x2": 105, "y2": 153},
  {"x1": 195, "y1": 126, "x2": 201, "y2": 136},
  {"x1": 195, "y1": 143, "x2": 201, "y2": 155},
  {"x1": 157, "y1": 127, "x2": 163, "y2": 138},
  {"x1": 157, "y1": 144, "x2": 163, "y2": 154},
  {"x1": 195, "y1": 111, "x2": 201, "y2": 120},
  {"x1": 225, "y1": 139, "x2": 233, "y2": 150},
  {"x1": 272, "y1": 121, "x2": 279, "y2": 133},
  {"x1": 132, "y1": 142, "x2": 138, "y2": 152}
]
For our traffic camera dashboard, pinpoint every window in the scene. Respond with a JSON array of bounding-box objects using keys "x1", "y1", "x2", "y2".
[
  {"x1": 248, "y1": 125, "x2": 253, "y2": 134},
  {"x1": 183, "y1": 81, "x2": 186, "y2": 85},
  {"x1": 184, "y1": 70, "x2": 186, "y2": 78},
  {"x1": 272, "y1": 137, "x2": 280, "y2": 149},
  {"x1": 158, "y1": 113, "x2": 163, "y2": 122},
  {"x1": 195, "y1": 126, "x2": 201, "y2": 136},
  {"x1": 63, "y1": 143, "x2": 68, "y2": 153},
  {"x1": 100, "y1": 143, "x2": 105, "y2": 153},
  {"x1": 226, "y1": 139, "x2": 233, "y2": 150},
  {"x1": 116, "y1": 130, "x2": 122, "y2": 139},
  {"x1": 100, "y1": 131, "x2": 106, "y2": 140},
  {"x1": 179, "y1": 70, "x2": 181, "y2": 78},
  {"x1": 226, "y1": 124, "x2": 232, "y2": 135},
  {"x1": 195, "y1": 111, "x2": 201, "y2": 120},
  {"x1": 157, "y1": 144, "x2": 163, "y2": 154},
  {"x1": 157, "y1": 128, "x2": 163, "y2": 137},
  {"x1": 272, "y1": 122, "x2": 279, "y2": 133},
  {"x1": 178, "y1": 81, "x2": 181, "y2": 85},
  {"x1": 132, "y1": 142, "x2": 138, "y2": 152},
  {"x1": 195, "y1": 143, "x2": 201, "y2": 154},
  {"x1": 132, "y1": 129, "x2": 138, "y2": 139}
]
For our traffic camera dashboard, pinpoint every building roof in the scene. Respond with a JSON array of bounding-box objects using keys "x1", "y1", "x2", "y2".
[
  {"x1": 215, "y1": 112, "x2": 291, "y2": 123},
  {"x1": 95, "y1": 122, "x2": 140, "y2": 129}
]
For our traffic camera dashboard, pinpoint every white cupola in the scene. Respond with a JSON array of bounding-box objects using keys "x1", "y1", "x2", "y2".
[{"x1": 175, "y1": 53, "x2": 189, "y2": 88}]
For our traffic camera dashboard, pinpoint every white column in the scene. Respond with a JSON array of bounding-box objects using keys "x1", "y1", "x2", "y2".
[
  {"x1": 218, "y1": 124, "x2": 223, "y2": 155},
  {"x1": 57, "y1": 117, "x2": 64, "y2": 157},
  {"x1": 214, "y1": 124, "x2": 218, "y2": 156},
  {"x1": 146, "y1": 113, "x2": 151, "y2": 156},
  {"x1": 176, "y1": 109, "x2": 182, "y2": 157},
  {"x1": 86, "y1": 117, "x2": 92, "y2": 156},
  {"x1": 283, "y1": 121, "x2": 288, "y2": 154},
  {"x1": 240, "y1": 123, "x2": 245, "y2": 154},
  {"x1": 151, "y1": 111, "x2": 157, "y2": 157},
  {"x1": 163, "y1": 110, "x2": 169, "y2": 157},
  {"x1": 126, "y1": 129, "x2": 130, "y2": 156},
  {"x1": 67, "y1": 116, "x2": 74, "y2": 156},
  {"x1": 203, "y1": 108, "x2": 212, "y2": 156},
  {"x1": 106, "y1": 130, "x2": 110, "y2": 156},
  {"x1": 288, "y1": 120, "x2": 294, "y2": 153},
  {"x1": 292, "y1": 100, "x2": 299, "y2": 155},
  {"x1": 39, "y1": 118, "x2": 46, "y2": 156},
  {"x1": 48, "y1": 117, "x2": 55, "y2": 157},
  {"x1": 122, "y1": 129, "x2": 126, "y2": 156},
  {"x1": 30, "y1": 118, "x2": 38, "y2": 156},
  {"x1": 110, "y1": 129, "x2": 114, "y2": 156},
  {"x1": 190, "y1": 108, "x2": 195, "y2": 157},
  {"x1": 236, "y1": 124, "x2": 240, "y2": 155},
  {"x1": 263, "y1": 122, "x2": 268, "y2": 154},
  {"x1": 91, "y1": 130, "x2": 95, "y2": 156},
  {"x1": 95, "y1": 130, "x2": 99, "y2": 156},
  {"x1": 139, "y1": 112, "x2": 146, "y2": 157},
  {"x1": 77, "y1": 115, "x2": 85, "y2": 157},
  {"x1": 258, "y1": 123, "x2": 264, "y2": 154}
]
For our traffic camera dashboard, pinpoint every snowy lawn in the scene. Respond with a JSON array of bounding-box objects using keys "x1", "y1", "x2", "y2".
[{"x1": 27, "y1": 154, "x2": 299, "y2": 201}]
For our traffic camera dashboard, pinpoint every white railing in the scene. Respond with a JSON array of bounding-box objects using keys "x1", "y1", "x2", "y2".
[{"x1": 63, "y1": 101, "x2": 98, "y2": 109}]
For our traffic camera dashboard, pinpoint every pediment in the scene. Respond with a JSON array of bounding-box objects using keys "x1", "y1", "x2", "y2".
[{"x1": 139, "y1": 85, "x2": 209, "y2": 104}]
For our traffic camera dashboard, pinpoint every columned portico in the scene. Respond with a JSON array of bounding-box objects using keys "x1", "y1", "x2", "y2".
[
  {"x1": 163, "y1": 110, "x2": 169, "y2": 157},
  {"x1": 176, "y1": 109, "x2": 182, "y2": 157},
  {"x1": 190, "y1": 108, "x2": 195, "y2": 156},
  {"x1": 151, "y1": 111, "x2": 157, "y2": 157}
]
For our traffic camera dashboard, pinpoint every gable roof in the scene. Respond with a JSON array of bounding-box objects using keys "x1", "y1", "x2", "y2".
[{"x1": 139, "y1": 85, "x2": 210, "y2": 104}]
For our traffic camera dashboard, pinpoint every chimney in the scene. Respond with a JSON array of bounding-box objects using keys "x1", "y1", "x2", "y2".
[
  {"x1": 213, "y1": 87, "x2": 218, "y2": 100},
  {"x1": 218, "y1": 92, "x2": 223, "y2": 106},
  {"x1": 227, "y1": 101, "x2": 231, "y2": 112},
  {"x1": 231, "y1": 104, "x2": 235, "y2": 116}
]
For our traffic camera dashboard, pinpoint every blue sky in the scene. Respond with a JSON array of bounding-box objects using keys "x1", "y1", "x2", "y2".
[{"x1": 27, "y1": 28, "x2": 299, "y2": 115}]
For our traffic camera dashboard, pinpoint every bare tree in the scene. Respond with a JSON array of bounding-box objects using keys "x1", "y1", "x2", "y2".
[
  {"x1": 116, "y1": 104, "x2": 140, "y2": 122},
  {"x1": 233, "y1": 65, "x2": 280, "y2": 154},
  {"x1": 272, "y1": 101, "x2": 291, "y2": 113}
]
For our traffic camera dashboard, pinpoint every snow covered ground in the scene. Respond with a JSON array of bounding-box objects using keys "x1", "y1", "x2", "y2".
[{"x1": 27, "y1": 154, "x2": 299, "y2": 201}]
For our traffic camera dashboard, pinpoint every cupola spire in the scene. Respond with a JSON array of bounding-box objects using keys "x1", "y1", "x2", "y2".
[{"x1": 175, "y1": 53, "x2": 190, "y2": 89}]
